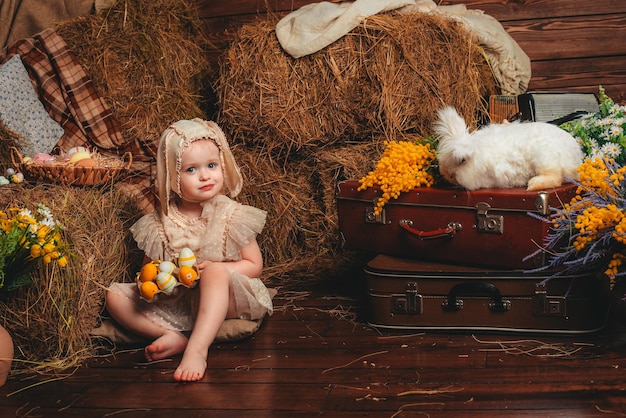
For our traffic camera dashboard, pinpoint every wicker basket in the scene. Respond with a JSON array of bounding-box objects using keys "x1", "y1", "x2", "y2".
[
  {"x1": 489, "y1": 95, "x2": 520, "y2": 123},
  {"x1": 11, "y1": 147, "x2": 132, "y2": 186}
]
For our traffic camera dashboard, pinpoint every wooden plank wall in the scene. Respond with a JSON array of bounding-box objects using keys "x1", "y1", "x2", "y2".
[{"x1": 196, "y1": 0, "x2": 626, "y2": 103}]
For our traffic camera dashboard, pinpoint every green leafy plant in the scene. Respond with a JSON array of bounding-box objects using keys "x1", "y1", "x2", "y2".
[{"x1": 561, "y1": 86, "x2": 626, "y2": 165}]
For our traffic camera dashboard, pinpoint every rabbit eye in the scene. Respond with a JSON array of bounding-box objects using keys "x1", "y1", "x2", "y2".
[{"x1": 459, "y1": 158, "x2": 466, "y2": 165}]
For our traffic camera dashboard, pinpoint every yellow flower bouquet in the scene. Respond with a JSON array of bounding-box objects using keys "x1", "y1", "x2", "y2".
[
  {"x1": 0, "y1": 204, "x2": 68, "y2": 294},
  {"x1": 358, "y1": 139, "x2": 437, "y2": 215},
  {"x1": 530, "y1": 158, "x2": 626, "y2": 288}
]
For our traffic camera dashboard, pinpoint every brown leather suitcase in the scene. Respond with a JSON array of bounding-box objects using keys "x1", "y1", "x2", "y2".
[
  {"x1": 365, "y1": 255, "x2": 610, "y2": 334},
  {"x1": 336, "y1": 180, "x2": 577, "y2": 269}
]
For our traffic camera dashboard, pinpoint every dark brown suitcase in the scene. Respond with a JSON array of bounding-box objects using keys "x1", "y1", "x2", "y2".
[
  {"x1": 365, "y1": 255, "x2": 610, "y2": 334},
  {"x1": 336, "y1": 180, "x2": 577, "y2": 269}
]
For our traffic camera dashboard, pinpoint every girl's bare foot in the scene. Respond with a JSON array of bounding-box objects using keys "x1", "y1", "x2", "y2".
[
  {"x1": 145, "y1": 331, "x2": 188, "y2": 362},
  {"x1": 173, "y1": 346, "x2": 208, "y2": 382}
]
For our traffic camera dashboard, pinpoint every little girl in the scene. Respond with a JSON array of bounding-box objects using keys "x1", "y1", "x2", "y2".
[{"x1": 105, "y1": 119, "x2": 273, "y2": 382}]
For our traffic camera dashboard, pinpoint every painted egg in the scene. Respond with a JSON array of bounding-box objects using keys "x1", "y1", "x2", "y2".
[
  {"x1": 9, "y1": 173, "x2": 23, "y2": 184},
  {"x1": 75, "y1": 158, "x2": 97, "y2": 168},
  {"x1": 178, "y1": 266, "x2": 198, "y2": 287},
  {"x1": 178, "y1": 248, "x2": 196, "y2": 267},
  {"x1": 156, "y1": 271, "x2": 177, "y2": 294},
  {"x1": 0, "y1": 176, "x2": 9, "y2": 185},
  {"x1": 69, "y1": 151, "x2": 91, "y2": 164},
  {"x1": 140, "y1": 281, "x2": 159, "y2": 301},
  {"x1": 6, "y1": 168, "x2": 15, "y2": 176},
  {"x1": 159, "y1": 260, "x2": 176, "y2": 275},
  {"x1": 33, "y1": 153, "x2": 54, "y2": 163},
  {"x1": 139, "y1": 262, "x2": 158, "y2": 282},
  {"x1": 67, "y1": 146, "x2": 89, "y2": 156}
]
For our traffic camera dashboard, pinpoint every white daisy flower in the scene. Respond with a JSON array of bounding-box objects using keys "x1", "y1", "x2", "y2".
[
  {"x1": 590, "y1": 148, "x2": 604, "y2": 160},
  {"x1": 600, "y1": 117, "x2": 613, "y2": 126},
  {"x1": 610, "y1": 124, "x2": 623, "y2": 137},
  {"x1": 582, "y1": 117, "x2": 595, "y2": 129},
  {"x1": 35, "y1": 205, "x2": 57, "y2": 230},
  {"x1": 601, "y1": 142, "x2": 622, "y2": 159}
]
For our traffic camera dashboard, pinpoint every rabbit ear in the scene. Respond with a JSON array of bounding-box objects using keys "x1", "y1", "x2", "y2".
[
  {"x1": 434, "y1": 106, "x2": 470, "y2": 141},
  {"x1": 440, "y1": 133, "x2": 474, "y2": 166}
]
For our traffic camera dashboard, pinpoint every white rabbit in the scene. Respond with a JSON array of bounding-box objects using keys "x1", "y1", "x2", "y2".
[{"x1": 433, "y1": 106, "x2": 583, "y2": 191}]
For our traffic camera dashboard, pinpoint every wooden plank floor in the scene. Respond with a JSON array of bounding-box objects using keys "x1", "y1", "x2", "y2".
[{"x1": 1, "y1": 276, "x2": 626, "y2": 417}]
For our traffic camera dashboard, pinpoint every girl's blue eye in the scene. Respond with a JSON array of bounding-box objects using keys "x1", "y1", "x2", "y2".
[
  {"x1": 186, "y1": 167, "x2": 196, "y2": 173},
  {"x1": 208, "y1": 162, "x2": 217, "y2": 169}
]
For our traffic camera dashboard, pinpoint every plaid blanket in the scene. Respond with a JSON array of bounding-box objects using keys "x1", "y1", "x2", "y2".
[{"x1": 0, "y1": 29, "x2": 156, "y2": 213}]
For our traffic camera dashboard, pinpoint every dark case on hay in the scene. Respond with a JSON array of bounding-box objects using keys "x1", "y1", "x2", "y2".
[
  {"x1": 336, "y1": 180, "x2": 577, "y2": 269},
  {"x1": 364, "y1": 255, "x2": 609, "y2": 334}
]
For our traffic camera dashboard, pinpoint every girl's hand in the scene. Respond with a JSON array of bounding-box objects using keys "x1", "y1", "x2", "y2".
[
  {"x1": 196, "y1": 260, "x2": 210, "y2": 274},
  {"x1": 194, "y1": 238, "x2": 263, "y2": 278}
]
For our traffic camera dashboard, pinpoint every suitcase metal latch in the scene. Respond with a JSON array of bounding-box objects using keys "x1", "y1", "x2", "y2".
[
  {"x1": 533, "y1": 283, "x2": 567, "y2": 317},
  {"x1": 365, "y1": 206, "x2": 385, "y2": 224},
  {"x1": 535, "y1": 192, "x2": 550, "y2": 216},
  {"x1": 391, "y1": 282, "x2": 423, "y2": 315},
  {"x1": 476, "y1": 202, "x2": 503, "y2": 234}
]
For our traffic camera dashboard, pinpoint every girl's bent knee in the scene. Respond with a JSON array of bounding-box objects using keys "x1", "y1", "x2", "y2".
[{"x1": 105, "y1": 289, "x2": 127, "y2": 313}]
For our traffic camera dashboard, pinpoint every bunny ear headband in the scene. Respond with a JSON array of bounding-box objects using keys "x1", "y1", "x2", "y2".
[{"x1": 156, "y1": 118, "x2": 243, "y2": 215}]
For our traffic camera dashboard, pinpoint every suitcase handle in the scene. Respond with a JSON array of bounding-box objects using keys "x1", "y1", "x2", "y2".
[
  {"x1": 442, "y1": 282, "x2": 511, "y2": 312},
  {"x1": 399, "y1": 219, "x2": 462, "y2": 240}
]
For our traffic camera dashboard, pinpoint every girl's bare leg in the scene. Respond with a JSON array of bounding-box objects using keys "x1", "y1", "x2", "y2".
[
  {"x1": 105, "y1": 289, "x2": 188, "y2": 361},
  {"x1": 0, "y1": 325, "x2": 13, "y2": 387},
  {"x1": 173, "y1": 264, "x2": 236, "y2": 382}
]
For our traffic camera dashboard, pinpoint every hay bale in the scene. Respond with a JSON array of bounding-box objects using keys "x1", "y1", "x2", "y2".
[
  {"x1": 315, "y1": 141, "x2": 385, "y2": 220},
  {"x1": 232, "y1": 144, "x2": 342, "y2": 283},
  {"x1": 0, "y1": 184, "x2": 142, "y2": 373},
  {"x1": 215, "y1": 11, "x2": 498, "y2": 160},
  {"x1": 55, "y1": 0, "x2": 211, "y2": 157}
]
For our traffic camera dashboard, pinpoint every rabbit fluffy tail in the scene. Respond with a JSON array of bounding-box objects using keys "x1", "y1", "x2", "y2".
[{"x1": 433, "y1": 106, "x2": 469, "y2": 142}]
